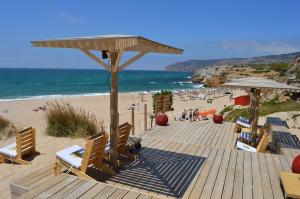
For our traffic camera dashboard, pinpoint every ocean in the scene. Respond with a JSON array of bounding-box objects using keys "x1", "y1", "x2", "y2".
[{"x1": 0, "y1": 68, "x2": 198, "y2": 101}]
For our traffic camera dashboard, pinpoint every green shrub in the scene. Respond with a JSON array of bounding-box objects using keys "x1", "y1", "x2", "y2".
[
  {"x1": 219, "y1": 105, "x2": 234, "y2": 115},
  {"x1": 269, "y1": 63, "x2": 288, "y2": 74},
  {"x1": 224, "y1": 99, "x2": 300, "y2": 122},
  {"x1": 224, "y1": 108, "x2": 249, "y2": 122},
  {"x1": 45, "y1": 101, "x2": 102, "y2": 138},
  {"x1": 296, "y1": 69, "x2": 300, "y2": 79}
]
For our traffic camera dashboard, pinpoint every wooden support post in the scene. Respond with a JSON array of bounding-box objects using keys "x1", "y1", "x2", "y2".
[
  {"x1": 249, "y1": 88, "x2": 255, "y2": 122},
  {"x1": 109, "y1": 52, "x2": 121, "y2": 170},
  {"x1": 131, "y1": 107, "x2": 135, "y2": 135},
  {"x1": 144, "y1": 104, "x2": 147, "y2": 131},
  {"x1": 250, "y1": 88, "x2": 261, "y2": 146}
]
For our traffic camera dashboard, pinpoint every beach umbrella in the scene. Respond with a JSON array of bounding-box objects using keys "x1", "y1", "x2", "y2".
[
  {"x1": 31, "y1": 35, "x2": 183, "y2": 170},
  {"x1": 222, "y1": 77, "x2": 300, "y2": 145}
]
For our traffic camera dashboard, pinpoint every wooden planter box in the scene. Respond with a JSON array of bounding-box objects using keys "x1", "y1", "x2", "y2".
[{"x1": 153, "y1": 94, "x2": 173, "y2": 114}]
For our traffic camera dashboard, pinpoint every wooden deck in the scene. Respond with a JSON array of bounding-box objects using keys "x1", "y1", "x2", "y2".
[
  {"x1": 11, "y1": 121, "x2": 300, "y2": 199},
  {"x1": 142, "y1": 121, "x2": 239, "y2": 149},
  {"x1": 11, "y1": 167, "x2": 156, "y2": 199}
]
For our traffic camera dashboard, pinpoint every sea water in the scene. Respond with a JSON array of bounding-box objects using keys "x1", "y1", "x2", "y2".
[{"x1": 0, "y1": 68, "x2": 199, "y2": 101}]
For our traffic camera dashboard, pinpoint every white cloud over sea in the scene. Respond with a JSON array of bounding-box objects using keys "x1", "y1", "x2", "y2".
[{"x1": 219, "y1": 40, "x2": 300, "y2": 54}]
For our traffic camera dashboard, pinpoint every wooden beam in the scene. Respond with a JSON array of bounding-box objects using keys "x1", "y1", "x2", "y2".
[
  {"x1": 119, "y1": 52, "x2": 147, "y2": 70},
  {"x1": 131, "y1": 107, "x2": 135, "y2": 135},
  {"x1": 144, "y1": 104, "x2": 147, "y2": 131},
  {"x1": 79, "y1": 48, "x2": 111, "y2": 71},
  {"x1": 109, "y1": 51, "x2": 122, "y2": 170},
  {"x1": 251, "y1": 88, "x2": 261, "y2": 146}
]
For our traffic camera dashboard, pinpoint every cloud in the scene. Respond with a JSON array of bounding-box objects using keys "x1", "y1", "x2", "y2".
[
  {"x1": 219, "y1": 40, "x2": 300, "y2": 54},
  {"x1": 59, "y1": 12, "x2": 85, "y2": 24}
]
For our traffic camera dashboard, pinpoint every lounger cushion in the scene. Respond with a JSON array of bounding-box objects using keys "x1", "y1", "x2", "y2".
[
  {"x1": 0, "y1": 143, "x2": 17, "y2": 157},
  {"x1": 56, "y1": 145, "x2": 83, "y2": 169},
  {"x1": 239, "y1": 132, "x2": 252, "y2": 141},
  {"x1": 105, "y1": 143, "x2": 110, "y2": 154},
  {"x1": 236, "y1": 117, "x2": 251, "y2": 128},
  {"x1": 238, "y1": 116, "x2": 250, "y2": 124},
  {"x1": 236, "y1": 141, "x2": 257, "y2": 152}
]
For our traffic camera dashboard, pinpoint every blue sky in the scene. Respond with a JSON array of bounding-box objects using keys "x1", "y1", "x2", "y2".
[{"x1": 0, "y1": 0, "x2": 300, "y2": 70}]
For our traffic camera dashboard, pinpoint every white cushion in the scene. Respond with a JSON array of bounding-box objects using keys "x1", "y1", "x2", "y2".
[
  {"x1": 236, "y1": 141, "x2": 257, "y2": 152},
  {"x1": 0, "y1": 143, "x2": 17, "y2": 157},
  {"x1": 236, "y1": 120, "x2": 251, "y2": 128},
  {"x1": 56, "y1": 145, "x2": 83, "y2": 169},
  {"x1": 105, "y1": 143, "x2": 110, "y2": 154}
]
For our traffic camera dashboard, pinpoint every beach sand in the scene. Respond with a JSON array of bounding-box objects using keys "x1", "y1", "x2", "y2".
[{"x1": 0, "y1": 91, "x2": 239, "y2": 197}]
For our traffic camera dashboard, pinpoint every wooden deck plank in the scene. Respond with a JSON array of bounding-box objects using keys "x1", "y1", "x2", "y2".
[
  {"x1": 21, "y1": 169, "x2": 53, "y2": 187},
  {"x1": 18, "y1": 174, "x2": 68, "y2": 199},
  {"x1": 279, "y1": 155, "x2": 292, "y2": 172},
  {"x1": 210, "y1": 149, "x2": 231, "y2": 199},
  {"x1": 48, "y1": 178, "x2": 87, "y2": 199},
  {"x1": 232, "y1": 150, "x2": 244, "y2": 199},
  {"x1": 251, "y1": 152, "x2": 263, "y2": 199},
  {"x1": 63, "y1": 180, "x2": 97, "y2": 199},
  {"x1": 221, "y1": 150, "x2": 237, "y2": 199},
  {"x1": 122, "y1": 191, "x2": 141, "y2": 199},
  {"x1": 14, "y1": 167, "x2": 52, "y2": 186},
  {"x1": 35, "y1": 175, "x2": 78, "y2": 198},
  {"x1": 265, "y1": 154, "x2": 284, "y2": 199},
  {"x1": 77, "y1": 183, "x2": 107, "y2": 199},
  {"x1": 107, "y1": 188, "x2": 129, "y2": 199},
  {"x1": 243, "y1": 152, "x2": 252, "y2": 199},
  {"x1": 200, "y1": 148, "x2": 225, "y2": 198},
  {"x1": 207, "y1": 122, "x2": 223, "y2": 148},
  {"x1": 257, "y1": 153, "x2": 274, "y2": 199},
  {"x1": 188, "y1": 147, "x2": 218, "y2": 198},
  {"x1": 216, "y1": 122, "x2": 230, "y2": 148},
  {"x1": 93, "y1": 186, "x2": 118, "y2": 199}
]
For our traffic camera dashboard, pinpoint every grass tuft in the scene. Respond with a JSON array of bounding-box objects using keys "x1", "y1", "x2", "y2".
[
  {"x1": 0, "y1": 115, "x2": 17, "y2": 140},
  {"x1": 0, "y1": 115, "x2": 9, "y2": 130},
  {"x1": 45, "y1": 101, "x2": 103, "y2": 138}
]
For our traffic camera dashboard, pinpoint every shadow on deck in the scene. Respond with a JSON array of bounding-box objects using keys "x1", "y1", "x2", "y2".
[{"x1": 106, "y1": 147, "x2": 206, "y2": 198}]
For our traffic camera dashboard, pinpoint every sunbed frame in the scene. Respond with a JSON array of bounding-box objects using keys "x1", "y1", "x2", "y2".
[
  {"x1": 0, "y1": 127, "x2": 37, "y2": 165},
  {"x1": 54, "y1": 133, "x2": 115, "y2": 180}
]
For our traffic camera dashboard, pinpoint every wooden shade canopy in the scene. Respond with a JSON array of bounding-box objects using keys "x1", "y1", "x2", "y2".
[
  {"x1": 222, "y1": 77, "x2": 300, "y2": 144},
  {"x1": 31, "y1": 35, "x2": 183, "y2": 170}
]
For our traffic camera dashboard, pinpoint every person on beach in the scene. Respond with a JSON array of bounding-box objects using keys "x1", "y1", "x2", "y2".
[
  {"x1": 189, "y1": 109, "x2": 193, "y2": 122},
  {"x1": 193, "y1": 109, "x2": 199, "y2": 121},
  {"x1": 180, "y1": 109, "x2": 187, "y2": 121}
]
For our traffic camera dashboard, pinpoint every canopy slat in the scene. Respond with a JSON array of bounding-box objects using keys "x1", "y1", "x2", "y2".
[
  {"x1": 222, "y1": 77, "x2": 300, "y2": 92},
  {"x1": 31, "y1": 35, "x2": 183, "y2": 54}
]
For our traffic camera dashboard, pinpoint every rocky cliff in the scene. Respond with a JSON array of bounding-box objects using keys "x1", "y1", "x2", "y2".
[
  {"x1": 286, "y1": 56, "x2": 300, "y2": 86},
  {"x1": 165, "y1": 52, "x2": 300, "y2": 73},
  {"x1": 191, "y1": 55, "x2": 300, "y2": 87}
]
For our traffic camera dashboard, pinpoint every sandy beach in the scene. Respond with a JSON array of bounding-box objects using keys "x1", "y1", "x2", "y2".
[{"x1": 0, "y1": 91, "x2": 239, "y2": 197}]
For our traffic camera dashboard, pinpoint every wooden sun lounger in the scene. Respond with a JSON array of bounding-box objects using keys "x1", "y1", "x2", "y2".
[
  {"x1": 106, "y1": 122, "x2": 136, "y2": 162},
  {"x1": 0, "y1": 127, "x2": 38, "y2": 165},
  {"x1": 280, "y1": 171, "x2": 300, "y2": 199},
  {"x1": 54, "y1": 133, "x2": 115, "y2": 180},
  {"x1": 234, "y1": 116, "x2": 251, "y2": 133},
  {"x1": 236, "y1": 133, "x2": 270, "y2": 153}
]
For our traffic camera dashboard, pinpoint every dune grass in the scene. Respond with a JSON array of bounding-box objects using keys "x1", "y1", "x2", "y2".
[
  {"x1": 224, "y1": 99, "x2": 300, "y2": 122},
  {"x1": 0, "y1": 115, "x2": 9, "y2": 130},
  {"x1": 0, "y1": 115, "x2": 17, "y2": 140},
  {"x1": 45, "y1": 101, "x2": 103, "y2": 138}
]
